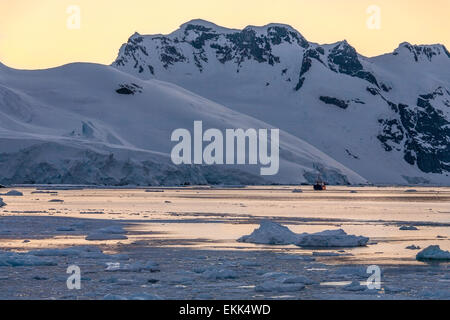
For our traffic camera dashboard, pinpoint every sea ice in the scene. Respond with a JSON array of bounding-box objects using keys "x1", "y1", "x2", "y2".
[
  {"x1": 238, "y1": 221, "x2": 369, "y2": 248},
  {"x1": 343, "y1": 280, "x2": 367, "y2": 292},
  {"x1": 201, "y1": 267, "x2": 238, "y2": 280},
  {"x1": 2, "y1": 190, "x2": 23, "y2": 196},
  {"x1": 255, "y1": 280, "x2": 305, "y2": 292},
  {"x1": 416, "y1": 245, "x2": 450, "y2": 261},
  {"x1": 0, "y1": 198, "x2": 5, "y2": 208},
  {"x1": 105, "y1": 260, "x2": 160, "y2": 272},
  {"x1": 297, "y1": 229, "x2": 369, "y2": 248},
  {"x1": 86, "y1": 225, "x2": 128, "y2": 240},
  {"x1": 399, "y1": 225, "x2": 418, "y2": 231},
  {"x1": 237, "y1": 220, "x2": 299, "y2": 245},
  {"x1": 0, "y1": 251, "x2": 57, "y2": 267},
  {"x1": 282, "y1": 275, "x2": 316, "y2": 285}
]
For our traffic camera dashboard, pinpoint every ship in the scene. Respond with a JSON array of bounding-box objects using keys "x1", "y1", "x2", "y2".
[{"x1": 313, "y1": 175, "x2": 327, "y2": 191}]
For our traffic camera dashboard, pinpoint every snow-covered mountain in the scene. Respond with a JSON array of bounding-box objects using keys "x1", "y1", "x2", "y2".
[
  {"x1": 113, "y1": 19, "x2": 450, "y2": 185},
  {"x1": 0, "y1": 62, "x2": 365, "y2": 186}
]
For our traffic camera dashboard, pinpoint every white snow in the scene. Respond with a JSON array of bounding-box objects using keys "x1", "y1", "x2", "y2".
[{"x1": 416, "y1": 245, "x2": 450, "y2": 261}]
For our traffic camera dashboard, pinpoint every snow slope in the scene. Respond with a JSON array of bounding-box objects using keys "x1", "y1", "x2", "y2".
[
  {"x1": 0, "y1": 62, "x2": 365, "y2": 185},
  {"x1": 113, "y1": 19, "x2": 450, "y2": 185}
]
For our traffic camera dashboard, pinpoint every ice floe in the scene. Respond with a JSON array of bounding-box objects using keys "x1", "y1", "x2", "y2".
[
  {"x1": 255, "y1": 280, "x2": 305, "y2": 292},
  {"x1": 86, "y1": 225, "x2": 128, "y2": 241},
  {"x1": 237, "y1": 220, "x2": 299, "y2": 245},
  {"x1": 238, "y1": 221, "x2": 369, "y2": 248},
  {"x1": 0, "y1": 198, "x2": 6, "y2": 208},
  {"x1": 297, "y1": 229, "x2": 369, "y2": 248},
  {"x1": 2, "y1": 190, "x2": 23, "y2": 196},
  {"x1": 343, "y1": 280, "x2": 366, "y2": 292},
  {"x1": 201, "y1": 267, "x2": 238, "y2": 280},
  {"x1": 105, "y1": 260, "x2": 159, "y2": 272},
  {"x1": 399, "y1": 225, "x2": 418, "y2": 231},
  {"x1": 0, "y1": 251, "x2": 57, "y2": 267},
  {"x1": 282, "y1": 275, "x2": 316, "y2": 285},
  {"x1": 416, "y1": 245, "x2": 450, "y2": 261}
]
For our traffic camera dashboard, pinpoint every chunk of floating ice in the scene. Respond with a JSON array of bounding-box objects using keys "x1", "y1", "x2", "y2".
[
  {"x1": 312, "y1": 252, "x2": 342, "y2": 257},
  {"x1": 416, "y1": 245, "x2": 450, "y2": 261},
  {"x1": 343, "y1": 280, "x2": 366, "y2": 291},
  {"x1": 105, "y1": 260, "x2": 159, "y2": 272},
  {"x1": 0, "y1": 251, "x2": 57, "y2": 267},
  {"x1": 292, "y1": 189, "x2": 303, "y2": 193},
  {"x1": 399, "y1": 225, "x2": 418, "y2": 231},
  {"x1": 297, "y1": 229, "x2": 369, "y2": 248},
  {"x1": 0, "y1": 198, "x2": 6, "y2": 207},
  {"x1": 86, "y1": 225, "x2": 128, "y2": 241},
  {"x1": 98, "y1": 226, "x2": 127, "y2": 234},
  {"x1": 261, "y1": 272, "x2": 290, "y2": 279},
  {"x1": 86, "y1": 233, "x2": 128, "y2": 240},
  {"x1": 237, "y1": 220, "x2": 300, "y2": 245},
  {"x1": 404, "y1": 189, "x2": 418, "y2": 193},
  {"x1": 332, "y1": 266, "x2": 369, "y2": 278},
  {"x1": 406, "y1": 245, "x2": 421, "y2": 250},
  {"x1": 255, "y1": 280, "x2": 305, "y2": 292},
  {"x1": 28, "y1": 246, "x2": 113, "y2": 260},
  {"x1": 3, "y1": 190, "x2": 23, "y2": 196},
  {"x1": 238, "y1": 221, "x2": 369, "y2": 248},
  {"x1": 201, "y1": 268, "x2": 238, "y2": 280},
  {"x1": 283, "y1": 275, "x2": 316, "y2": 285}
]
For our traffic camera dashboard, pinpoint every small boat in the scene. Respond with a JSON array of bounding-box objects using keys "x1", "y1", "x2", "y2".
[{"x1": 313, "y1": 176, "x2": 327, "y2": 191}]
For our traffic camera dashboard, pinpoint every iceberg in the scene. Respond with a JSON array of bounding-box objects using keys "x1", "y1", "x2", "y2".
[
  {"x1": 416, "y1": 245, "x2": 450, "y2": 261},
  {"x1": 237, "y1": 220, "x2": 299, "y2": 245},
  {"x1": 297, "y1": 229, "x2": 369, "y2": 248}
]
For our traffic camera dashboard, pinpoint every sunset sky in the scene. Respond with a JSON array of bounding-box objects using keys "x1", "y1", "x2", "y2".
[{"x1": 1, "y1": 0, "x2": 449, "y2": 69}]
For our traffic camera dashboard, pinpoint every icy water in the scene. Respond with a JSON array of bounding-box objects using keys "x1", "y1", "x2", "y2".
[{"x1": 0, "y1": 186, "x2": 449, "y2": 299}]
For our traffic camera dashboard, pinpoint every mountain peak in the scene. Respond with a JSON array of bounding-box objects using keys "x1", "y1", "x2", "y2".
[
  {"x1": 394, "y1": 42, "x2": 450, "y2": 61},
  {"x1": 178, "y1": 19, "x2": 237, "y2": 34}
]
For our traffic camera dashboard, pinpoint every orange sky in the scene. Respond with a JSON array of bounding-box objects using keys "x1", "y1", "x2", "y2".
[{"x1": 0, "y1": 0, "x2": 449, "y2": 69}]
